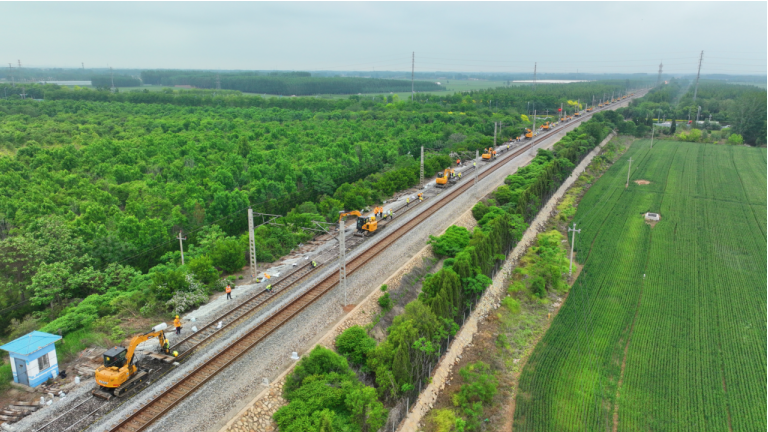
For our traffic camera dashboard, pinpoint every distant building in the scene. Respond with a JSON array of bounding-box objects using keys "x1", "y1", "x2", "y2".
[
  {"x1": 37, "y1": 80, "x2": 92, "y2": 86},
  {"x1": 174, "y1": 85, "x2": 195, "y2": 89},
  {"x1": 0, "y1": 331, "x2": 62, "y2": 387}
]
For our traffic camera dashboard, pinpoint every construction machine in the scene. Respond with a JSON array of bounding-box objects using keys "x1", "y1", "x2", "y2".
[
  {"x1": 574, "y1": 110, "x2": 581, "y2": 117},
  {"x1": 524, "y1": 128, "x2": 533, "y2": 139},
  {"x1": 93, "y1": 323, "x2": 173, "y2": 400},
  {"x1": 481, "y1": 148, "x2": 492, "y2": 161},
  {"x1": 339, "y1": 210, "x2": 379, "y2": 237},
  {"x1": 436, "y1": 168, "x2": 457, "y2": 187},
  {"x1": 586, "y1": 106, "x2": 593, "y2": 112},
  {"x1": 542, "y1": 121, "x2": 551, "y2": 131}
]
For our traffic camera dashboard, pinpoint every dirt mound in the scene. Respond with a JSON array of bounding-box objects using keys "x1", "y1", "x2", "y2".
[{"x1": 634, "y1": 180, "x2": 651, "y2": 185}]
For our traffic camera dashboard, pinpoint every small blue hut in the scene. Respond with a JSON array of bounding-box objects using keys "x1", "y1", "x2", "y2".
[{"x1": 0, "y1": 331, "x2": 62, "y2": 387}]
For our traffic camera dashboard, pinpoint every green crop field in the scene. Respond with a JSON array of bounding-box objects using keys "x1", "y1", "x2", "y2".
[{"x1": 513, "y1": 140, "x2": 767, "y2": 431}]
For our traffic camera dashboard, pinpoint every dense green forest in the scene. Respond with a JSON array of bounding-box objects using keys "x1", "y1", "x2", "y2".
[
  {"x1": 139, "y1": 70, "x2": 445, "y2": 95},
  {"x1": 620, "y1": 79, "x2": 766, "y2": 144},
  {"x1": 0, "y1": 80, "x2": 647, "y2": 343}
]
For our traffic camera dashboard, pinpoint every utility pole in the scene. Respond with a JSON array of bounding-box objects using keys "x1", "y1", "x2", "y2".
[
  {"x1": 177, "y1": 231, "x2": 187, "y2": 265},
  {"x1": 625, "y1": 157, "x2": 633, "y2": 188},
  {"x1": 339, "y1": 217, "x2": 347, "y2": 306},
  {"x1": 248, "y1": 208, "x2": 257, "y2": 281},
  {"x1": 568, "y1": 223, "x2": 581, "y2": 278},
  {"x1": 696, "y1": 106, "x2": 701, "y2": 125},
  {"x1": 650, "y1": 124, "x2": 655, "y2": 149},
  {"x1": 473, "y1": 150, "x2": 479, "y2": 186},
  {"x1": 419, "y1": 146, "x2": 424, "y2": 187},
  {"x1": 532, "y1": 109, "x2": 536, "y2": 135},
  {"x1": 493, "y1": 122, "x2": 497, "y2": 148},
  {"x1": 692, "y1": 50, "x2": 703, "y2": 103},
  {"x1": 411, "y1": 52, "x2": 415, "y2": 102}
]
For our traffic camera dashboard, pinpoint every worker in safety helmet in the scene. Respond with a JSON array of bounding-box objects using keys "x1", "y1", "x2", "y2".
[
  {"x1": 266, "y1": 284, "x2": 273, "y2": 294},
  {"x1": 225, "y1": 284, "x2": 232, "y2": 300},
  {"x1": 311, "y1": 260, "x2": 318, "y2": 268},
  {"x1": 174, "y1": 316, "x2": 182, "y2": 335},
  {"x1": 162, "y1": 338, "x2": 171, "y2": 355}
]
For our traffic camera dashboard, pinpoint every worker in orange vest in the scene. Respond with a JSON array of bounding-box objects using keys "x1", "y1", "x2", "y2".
[
  {"x1": 225, "y1": 284, "x2": 232, "y2": 300},
  {"x1": 173, "y1": 316, "x2": 182, "y2": 335}
]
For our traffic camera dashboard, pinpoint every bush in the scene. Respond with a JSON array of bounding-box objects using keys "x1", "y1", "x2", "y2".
[
  {"x1": 429, "y1": 408, "x2": 466, "y2": 432},
  {"x1": 378, "y1": 293, "x2": 392, "y2": 311},
  {"x1": 380, "y1": 284, "x2": 388, "y2": 292},
  {"x1": 428, "y1": 226, "x2": 471, "y2": 257},
  {"x1": 471, "y1": 201, "x2": 489, "y2": 221},
  {"x1": 452, "y1": 362, "x2": 497, "y2": 430},
  {"x1": 335, "y1": 325, "x2": 376, "y2": 366},
  {"x1": 210, "y1": 237, "x2": 246, "y2": 274},
  {"x1": 530, "y1": 276, "x2": 546, "y2": 298},
  {"x1": 728, "y1": 133, "x2": 744, "y2": 145},
  {"x1": 188, "y1": 255, "x2": 220, "y2": 285},
  {"x1": 502, "y1": 296, "x2": 521, "y2": 314}
]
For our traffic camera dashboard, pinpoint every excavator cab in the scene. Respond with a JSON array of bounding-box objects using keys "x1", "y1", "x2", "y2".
[
  {"x1": 525, "y1": 128, "x2": 533, "y2": 139},
  {"x1": 103, "y1": 347, "x2": 128, "y2": 369},
  {"x1": 356, "y1": 216, "x2": 377, "y2": 236}
]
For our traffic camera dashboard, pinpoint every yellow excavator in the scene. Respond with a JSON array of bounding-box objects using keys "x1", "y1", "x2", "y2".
[
  {"x1": 542, "y1": 121, "x2": 551, "y2": 131},
  {"x1": 586, "y1": 106, "x2": 593, "y2": 112},
  {"x1": 574, "y1": 110, "x2": 581, "y2": 117},
  {"x1": 436, "y1": 168, "x2": 457, "y2": 187},
  {"x1": 560, "y1": 113, "x2": 568, "y2": 122},
  {"x1": 524, "y1": 128, "x2": 533, "y2": 139},
  {"x1": 339, "y1": 210, "x2": 378, "y2": 237},
  {"x1": 93, "y1": 323, "x2": 172, "y2": 399},
  {"x1": 481, "y1": 148, "x2": 493, "y2": 162}
]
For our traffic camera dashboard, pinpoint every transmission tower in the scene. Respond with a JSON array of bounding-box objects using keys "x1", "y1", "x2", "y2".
[
  {"x1": 216, "y1": 73, "x2": 221, "y2": 90},
  {"x1": 110, "y1": 67, "x2": 116, "y2": 93},
  {"x1": 411, "y1": 52, "x2": 415, "y2": 102},
  {"x1": 656, "y1": 62, "x2": 663, "y2": 86},
  {"x1": 81, "y1": 62, "x2": 84, "y2": 70},
  {"x1": 692, "y1": 51, "x2": 703, "y2": 103},
  {"x1": 533, "y1": 62, "x2": 537, "y2": 91},
  {"x1": 8, "y1": 64, "x2": 13, "y2": 87}
]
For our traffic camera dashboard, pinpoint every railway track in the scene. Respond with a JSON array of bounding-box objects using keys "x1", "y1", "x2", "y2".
[{"x1": 94, "y1": 95, "x2": 643, "y2": 432}]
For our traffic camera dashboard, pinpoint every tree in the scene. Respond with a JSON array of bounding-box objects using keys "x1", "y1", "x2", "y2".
[
  {"x1": 188, "y1": 255, "x2": 220, "y2": 285},
  {"x1": 730, "y1": 91, "x2": 767, "y2": 145},
  {"x1": 670, "y1": 118, "x2": 676, "y2": 134},
  {"x1": 210, "y1": 237, "x2": 246, "y2": 274},
  {"x1": 727, "y1": 133, "x2": 744, "y2": 146},
  {"x1": 335, "y1": 325, "x2": 376, "y2": 366},
  {"x1": 30, "y1": 262, "x2": 71, "y2": 308},
  {"x1": 392, "y1": 343, "x2": 412, "y2": 387}
]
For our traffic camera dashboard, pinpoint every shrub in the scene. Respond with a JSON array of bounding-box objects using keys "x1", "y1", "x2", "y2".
[
  {"x1": 471, "y1": 201, "x2": 489, "y2": 221},
  {"x1": 335, "y1": 325, "x2": 376, "y2": 366},
  {"x1": 452, "y1": 362, "x2": 497, "y2": 430},
  {"x1": 428, "y1": 226, "x2": 471, "y2": 257},
  {"x1": 429, "y1": 409, "x2": 466, "y2": 432},
  {"x1": 188, "y1": 254, "x2": 220, "y2": 285},
  {"x1": 502, "y1": 296, "x2": 521, "y2": 314},
  {"x1": 530, "y1": 276, "x2": 546, "y2": 298},
  {"x1": 378, "y1": 293, "x2": 392, "y2": 311},
  {"x1": 210, "y1": 237, "x2": 246, "y2": 274},
  {"x1": 380, "y1": 284, "x2": 388, "y2": 292},
  {"x1": 728, "y1": 133, "x2": 744, "y2": 145}
]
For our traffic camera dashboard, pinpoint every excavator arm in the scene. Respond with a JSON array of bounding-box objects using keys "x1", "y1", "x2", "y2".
[
  {"x1": 125, "y1": 330, "x2": 168, "y2": 367},
  {"x1": 338, "y1": 210, "x2": 362, "y2": 221}
]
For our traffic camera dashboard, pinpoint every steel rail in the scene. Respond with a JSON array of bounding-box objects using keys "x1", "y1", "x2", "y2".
[{"x1": 106, "y1": 94, "x2": 642, "y2": 432}]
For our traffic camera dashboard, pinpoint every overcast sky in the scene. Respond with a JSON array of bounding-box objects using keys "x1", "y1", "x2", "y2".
[{"x1": 2, "y1": 1, "x2": 765, "y2": 75}]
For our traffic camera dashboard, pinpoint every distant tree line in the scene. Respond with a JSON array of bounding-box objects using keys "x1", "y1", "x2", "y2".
[
  {"x1": 140, "y1": 70, "x2": 445, "y2": 95},
  {"x1": 90, "y1": 74, "x2": 142, "y2": 88}
]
